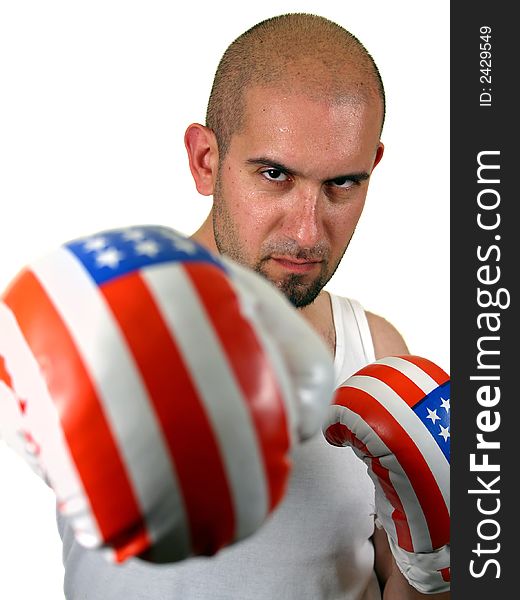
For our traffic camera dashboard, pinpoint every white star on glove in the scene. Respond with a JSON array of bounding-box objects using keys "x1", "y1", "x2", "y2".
[
  {"x1": 83, "y1": 237, "x2": 107, "y2": 252},
  {"x1": 135, "y1": 240, "x2": 161, "y2": 257},
  {"x1": 96, "y1": 247, "x2": 124, "y2": 268},
  {"x1": 171, "y1": 237, "x2": 197, "y2": 255},
  {"x1": 426, "y1": 408, "x2": 441, "y2": 424},
  {"x1": 438, "y1": 424, "x2": 450, "y2": 442},
  {"x1": 122, "y1": 229, "x2": 146, "y2": 242}
]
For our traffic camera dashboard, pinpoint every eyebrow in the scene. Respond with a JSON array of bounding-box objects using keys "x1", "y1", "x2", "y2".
[{"x1": 245, "y1": 157, "x2": 371, "y2": 184}]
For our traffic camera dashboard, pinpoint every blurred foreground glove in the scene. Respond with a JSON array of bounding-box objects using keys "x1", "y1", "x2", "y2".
[
  {"x1": 0, "y1": 225, "x2": 335, "y2": 564},
  {"x1": 323, "y1": 355, "x2": 450, "y2": 594}
]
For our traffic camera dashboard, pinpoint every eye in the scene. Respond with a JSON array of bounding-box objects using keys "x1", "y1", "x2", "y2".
[
  {"x1": 329, "y1": 176, "x2": 356, "y2": 189},
  {"x1": 261, "y1": 168, "x2": 289, "y2": 182}
]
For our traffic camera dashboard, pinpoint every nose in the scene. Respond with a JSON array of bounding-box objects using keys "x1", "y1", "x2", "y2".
[{"x1": 281, "y1": 187, "x2": 324, "y2": 249}]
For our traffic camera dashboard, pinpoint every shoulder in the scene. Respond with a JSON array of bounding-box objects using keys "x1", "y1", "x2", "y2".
[{"x1": 365, "y1": 310, "x2": 409, "y2": 359}]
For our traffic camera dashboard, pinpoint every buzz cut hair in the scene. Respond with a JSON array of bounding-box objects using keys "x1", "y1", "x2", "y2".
[{"x1": 206, "y1": 13, "x2": 386, "y2": 157}]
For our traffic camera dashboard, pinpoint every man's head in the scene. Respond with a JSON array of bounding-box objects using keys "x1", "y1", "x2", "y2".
[{"x1": 186, "y1": 13, "x2": 385, "y2": 307}]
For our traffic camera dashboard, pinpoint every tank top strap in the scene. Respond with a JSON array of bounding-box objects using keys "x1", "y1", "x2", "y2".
[{"x1": 329, "y1": 294, "x2": 376, "y2": 387}]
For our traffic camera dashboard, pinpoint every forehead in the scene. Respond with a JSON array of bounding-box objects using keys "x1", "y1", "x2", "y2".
[{"x1": 232, "y1": 85, "x2": 382, "y2": 173}]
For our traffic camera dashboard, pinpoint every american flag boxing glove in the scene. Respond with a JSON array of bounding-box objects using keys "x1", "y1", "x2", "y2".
[
  {"x1": 324, "y1": 355, "x2": 450, "y2": 594},
  {"x1": 0, "y1": 225, "x2": 335, "y2": 564}
]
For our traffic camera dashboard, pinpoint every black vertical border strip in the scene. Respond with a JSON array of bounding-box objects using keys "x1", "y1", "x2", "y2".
[{"x1": 451, "y1": 3, "x2": 516, "y2": 597}]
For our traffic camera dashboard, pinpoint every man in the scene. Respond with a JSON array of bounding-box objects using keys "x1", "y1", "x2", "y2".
[
  {"x1": 57, "y1": 13, "x2": 448, "y2": 599},
  {"x1": 185, "y1": 12, "x2": 405, "y2": 363}
]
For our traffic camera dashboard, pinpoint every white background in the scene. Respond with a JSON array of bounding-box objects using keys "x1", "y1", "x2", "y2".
[{"x1": 0, "y1": 1, "x2": 449, "y2": 598}]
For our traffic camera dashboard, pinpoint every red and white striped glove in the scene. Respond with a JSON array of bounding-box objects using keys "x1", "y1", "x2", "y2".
[
  {"x1": 0, "y1": 225, "x2": 335, "y2": 564},
  {"x1": 323, "y1": 355, "x2": 450, "y2": 594}
]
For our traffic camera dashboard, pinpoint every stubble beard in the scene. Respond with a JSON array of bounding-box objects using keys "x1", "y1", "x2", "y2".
[{"x1": 253, "y1": 260, "x2": 329, "y2": 308}]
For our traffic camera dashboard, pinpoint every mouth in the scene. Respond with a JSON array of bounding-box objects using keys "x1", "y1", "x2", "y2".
[{"x1": 268, "y1": 256, "x2": 323, "y2": 274}]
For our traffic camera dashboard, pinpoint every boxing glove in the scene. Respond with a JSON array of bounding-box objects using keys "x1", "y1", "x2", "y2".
[
  {"x1": 323, "y1": 355, "x2": 450, "y2": 594},
  {"x1": 0, "y1": 225, "x2": 335, "y2": 564}
]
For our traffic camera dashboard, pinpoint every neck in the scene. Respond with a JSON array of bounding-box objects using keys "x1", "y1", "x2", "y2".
[
  {"x1": 190, "y1": 213, "x2": 219, "y2": 253},
  {"x1": 301, "y1": 290, "x2": 335, "y2": 345}
]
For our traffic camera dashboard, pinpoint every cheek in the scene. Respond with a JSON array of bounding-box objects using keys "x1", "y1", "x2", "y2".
[
  {"x1": 325, "y1": 199, "x2": 366, "y2": 250},
  {"x1": 217, "y1": 182, "x2": 276, "y2": 256},
  {"x1": 222, "y1": 175, "x2": 282, "y2": 235}
]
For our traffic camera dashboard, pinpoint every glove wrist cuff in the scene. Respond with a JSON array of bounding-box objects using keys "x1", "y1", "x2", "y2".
[{"x1": 388, "y1": 537, "x2": 451, "y2": 594}]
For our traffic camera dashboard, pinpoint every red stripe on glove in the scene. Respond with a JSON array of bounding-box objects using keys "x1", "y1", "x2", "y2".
[
  {"x1": 333, "y1": 386, "x2": 449, "y2": 551},
  {"x1": 102, "y1": 269, "x2": 236, "y2": 556},
  {"x1": 186, "y1": 263, "x2": 291, "y2": 512},
  {"x1": 4, "y1": 269, "x2": 146, "y2": 553}
]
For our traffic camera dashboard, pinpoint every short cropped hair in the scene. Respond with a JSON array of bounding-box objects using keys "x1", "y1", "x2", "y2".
[{"x1": 206, "y1": 13, "x2": 386, "y2": 157}]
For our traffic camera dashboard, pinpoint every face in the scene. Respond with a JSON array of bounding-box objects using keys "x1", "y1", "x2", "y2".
[{"x1": 212, "y1": 85, "x2": 383, "y2": 307}]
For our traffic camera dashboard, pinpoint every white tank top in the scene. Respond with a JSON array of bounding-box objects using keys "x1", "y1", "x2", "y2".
[{"x1": 58, "y1": 294, "x2": 381, "y2": 600}]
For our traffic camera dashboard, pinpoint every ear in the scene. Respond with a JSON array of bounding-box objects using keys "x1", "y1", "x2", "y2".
[
  {"x1": 371, "y1": 142, "x2": 385, "y2": 171},
  {"x1": 184, "y1": 123, "x2": 219, "y2": 196}
]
